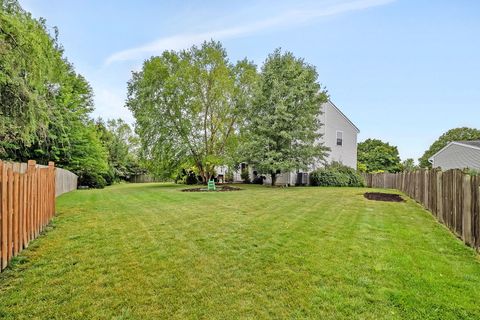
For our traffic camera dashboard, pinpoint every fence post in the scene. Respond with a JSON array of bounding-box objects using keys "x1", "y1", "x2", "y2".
[{"x1": 462, "y1": 174, "x2": 473, "y2": 246}]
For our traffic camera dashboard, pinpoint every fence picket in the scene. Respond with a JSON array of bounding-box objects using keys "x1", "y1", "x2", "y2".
[
  {"x1": 7, "y1": 168, "x2": 13, "y2": 262},
  {"x1": 13, "y1": 172, "x2": 19, "y2": 256},
  {"x1": 463, "y1": 175, "x2": 473, "y2": 245}
]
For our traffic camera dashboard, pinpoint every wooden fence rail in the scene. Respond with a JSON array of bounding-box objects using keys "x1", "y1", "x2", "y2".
[
  {"x1": 0, "y1": 160, "x2": 56, "y2": 271},
  {"x1": 363, "y1": 169, "x2": 480, "y2": 250}
]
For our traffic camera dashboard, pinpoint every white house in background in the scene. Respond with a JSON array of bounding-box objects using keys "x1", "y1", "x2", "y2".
[
  {"x1": 428, "y1": 141, "x2": 480, "y2": 171},
  {"x1": 227, "y1": 100, "x2": 360, "y2": 185}
]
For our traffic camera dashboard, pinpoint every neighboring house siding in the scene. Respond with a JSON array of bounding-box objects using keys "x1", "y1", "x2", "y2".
[
  {"x1": 315, "y1": 101, "x2": 359, "y2": 169},
  {"x1": 232, "y1": 100, "x2": 359, "y2": 185},
  {"x1": 431, "y1": 143, "x2": 480, "y2": 170}
]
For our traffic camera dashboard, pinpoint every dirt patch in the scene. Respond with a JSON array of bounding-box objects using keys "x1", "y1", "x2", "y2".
[
  {"x1": 181, "y1": 185, "x2": 242, "y2": 192},
  {"x1": 364, "y1": 192, "x2": 404, "y2": 202}
]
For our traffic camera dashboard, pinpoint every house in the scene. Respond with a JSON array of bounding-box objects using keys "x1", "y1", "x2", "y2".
[
  {"x1": 428, "y1": 140, "x2": 480, "y2": 171},
  {"x1": 231, "y1": 100, "x2": 360, "y2": 185}
]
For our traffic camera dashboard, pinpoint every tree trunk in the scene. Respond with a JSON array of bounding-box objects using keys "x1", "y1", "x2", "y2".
[
  {"x1": 197, "y1": 162, "x2": 208, "y2": 184},
  {"x1": 271, "y1": 172, "x2": 277, "y2": 186}
]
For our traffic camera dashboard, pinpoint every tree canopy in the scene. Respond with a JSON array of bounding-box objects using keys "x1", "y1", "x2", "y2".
[
  {"x1": 96, "y1": 118, "x2": 143, "y2": 183},
  {"x1": 242, "y1": 49, "x2": 328, "y2": 185},
  {"x1": 401, "y1": 158, "x2": 419, "y2": 172},
  {"x1": 126, "y1": 41, "x2": 258, "y2": 182},
  {"x1": 1, "y1": 0, "x2": 141, "y2": 187},
  {"x1": 419, "y1": 127, "x2": 480, "y2": 168},
  {"x1": 357, "y1": 139, "x2": 402, "y2": 173}
]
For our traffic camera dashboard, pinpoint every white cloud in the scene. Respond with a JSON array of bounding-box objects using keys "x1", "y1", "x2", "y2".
[{"x1": 105, "y1": 0, "x2": 394, "y2": 65}]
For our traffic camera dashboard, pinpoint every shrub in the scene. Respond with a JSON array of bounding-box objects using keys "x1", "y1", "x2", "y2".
[
  {"x1": 185, "y1": 172, "x2": 198, "y2": 185},
  {"x1": 241, "y1": 169, "x2": 250, "y2": 183},
  {"x1": 225, "y1": 171, "x2": 234, "y2": 183},
  {"x1": 78, "y1": 172, "x2": 107, "y2": 189},
  {"x1": 310, "y1": 169, "x2": 349, "y2": 187},
  {"x1": 103, "y1": 170, "x2": 115, "y2": 186},
  {"x1": 465, "y1": 168, "x2": 480, "y2": 176},
  {"x1": 252, "y1": 175, "x2": 265, "y2": 184},
  {"x1": 328, "y1": 161, "x2": 364, "y2": 187},
  {"x1": 310, "y1": 162, "x2": 364, "y2": 187}
]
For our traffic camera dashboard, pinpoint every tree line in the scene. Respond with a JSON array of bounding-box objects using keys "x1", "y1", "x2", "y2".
[
  {"x1": 357, "y1": 127, "x2": 480, "y2": 173},
  {"x1": 127, "y1": 40, "x2": 480, "y2": 180},
  {"x1": 126, "y1": 42, "x2": 329, "y2": 186},
  {"x1": 0, "y1": 0, "x2": 142, "y2": 187}
]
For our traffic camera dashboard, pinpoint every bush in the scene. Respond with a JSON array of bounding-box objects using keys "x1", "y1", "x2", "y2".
[
  {"x1": 252, "y1": 175, "x2": 265, "y2": 184},
  {"x1": 225, "y1": 171, "x2": 234, "y2": 183},
  {"x1": 310, "y1": 162, "x2": 364, "y2": 187},
  {"x1": 465, "y1": 168, "x2": 480, "y2": 176},
  {"x1": 328, "y1": 161, "x2": 364, "y2": 187},
  {"x1": 310, "y1": 169, "x2": 349, "y2": 187},
  {"x1": 103, "y1": 170, "x2": 116, "y2": 186},
  {"x1": 185, "y1": 172, "x2": 198, "y2": 185},
  {"x1": 78, "y1": 172, "x2": 107, "y2": 189},
  {"x1": 241, "y1": 169, "x2": 250, "y2": 183}
]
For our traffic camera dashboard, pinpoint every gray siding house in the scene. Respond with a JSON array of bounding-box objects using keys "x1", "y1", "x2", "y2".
[
  {"x1": 230, "y1": 100, "x2": 360, "y2": 185},
  {"x1": 428, "y1": 141, "x2": 480, "y2": 171}
]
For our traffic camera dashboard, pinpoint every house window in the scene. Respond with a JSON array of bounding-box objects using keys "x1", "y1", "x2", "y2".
[{"x1": 336, "y1": 131, "x2": 343, "y2": 146}]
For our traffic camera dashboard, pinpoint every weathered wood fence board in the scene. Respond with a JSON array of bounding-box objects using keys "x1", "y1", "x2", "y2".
[
  {"x1": 0, "y1": 160, "x2": 56, "y2": 271},
  {"x1": 363, "y1": 169, "x2": 480, "y2": 250},
  {"x1": 55, "y1": 167, "x2": 78, "y2": 197},
  {"x1": 128, "y1": 174, "x2": 163, "y2": 183}
]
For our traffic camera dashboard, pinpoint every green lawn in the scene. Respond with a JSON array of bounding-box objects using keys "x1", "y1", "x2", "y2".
[{"x1": 1, "y1": 183, "x2": 480, "y2": 319}]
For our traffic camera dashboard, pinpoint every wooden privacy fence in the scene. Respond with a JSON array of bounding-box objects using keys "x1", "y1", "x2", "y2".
[
  {"x1": 0, "y1": 162, "x2": 78, "y2": 196},
  {"x1": 0, "y1": 160, "x2": 56, "y2": 271},
  {"x1": 129, "y1": 174, "x2": 163, "y2": 183},
  {"x1": 363, "y1": 169, "x2": 480, "y2": 250},
  {"x1": 56, "y1": 167, "x2": 78, "y2": 196}
]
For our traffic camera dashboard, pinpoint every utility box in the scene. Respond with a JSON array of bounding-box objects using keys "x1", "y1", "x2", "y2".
[{"x1": 296, "y1": 172, "x2": 308, "y2": 186}]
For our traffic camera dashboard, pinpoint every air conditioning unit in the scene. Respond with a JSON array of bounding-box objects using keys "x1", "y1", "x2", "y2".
[{"x1": 296, "y1": 172, "x2": 308, "y2": 186}]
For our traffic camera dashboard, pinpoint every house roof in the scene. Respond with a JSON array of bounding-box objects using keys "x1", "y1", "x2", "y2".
[
  {"x1": 457, "y1": 140, "x2": 480, "y2": 148},
  {"x1": 327, "y1": 100, "x2": 360, "y2": 133},
  {"x1": 428, "y1": 140, "x2": 480, "y2": 162}
]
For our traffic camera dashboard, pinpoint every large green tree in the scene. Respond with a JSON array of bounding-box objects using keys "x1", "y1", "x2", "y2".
[
  {"x1": 419, "y1": 127, "x2": 480, "y2": 168},
  {"x1": 242, "y1": 49, "x2": 328, "y2": 185},
  {"x1": 96, "y1": 118, "x2": 143, "y2": 182},
  {"x1": 357, "y1": 139, "x2": 402, "y2": 173},
  {"x1": 401, "y1": 158, "x2": 419, "y2": 172},
  {"x1": 126, "y1": 41, "x2": 257, "y2": 182},
  {"x1": 0, "y1": 0, "x2": 111, "y2": 187}
]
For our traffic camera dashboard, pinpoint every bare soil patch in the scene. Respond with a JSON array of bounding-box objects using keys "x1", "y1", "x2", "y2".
[
  {"x1": 182, "y1": 185, "x2": 242, "y2": 192},
  {"x1": 364, "y1": 192, "x2": 404, "y2": 202}
]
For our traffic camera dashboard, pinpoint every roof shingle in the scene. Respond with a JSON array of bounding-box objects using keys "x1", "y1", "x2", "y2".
[{"x1": 457, "y1": 140, "x2": 480, "y2": 148}]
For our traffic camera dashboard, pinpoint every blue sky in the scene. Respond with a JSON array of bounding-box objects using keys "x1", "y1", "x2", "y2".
[{"x1": 20, "y1": 0, "x2": 480, "y2": 161}]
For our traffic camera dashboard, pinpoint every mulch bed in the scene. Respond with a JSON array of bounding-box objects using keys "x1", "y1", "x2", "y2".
[
  {"x1": 364, "y1": 192, "x2": 404, "y2": 202},
  {"x1": 181, "y1": 185, "x2": 242, "y2": 192}
]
